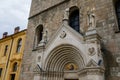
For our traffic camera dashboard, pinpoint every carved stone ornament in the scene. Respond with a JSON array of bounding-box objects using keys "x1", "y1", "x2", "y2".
[
  {"x1": 33, "y1": 65, "x2": 40, "y2": 72},
  {"x1": 64, "y1": 63, "x2": 78, "y2": 70},
  {"x1": 88, "y1": 47, "x2": 96, "y2": 56},
  {"x1": 63, "y1": 8, "x2": 69, "y2": 20},
  {"x1": 60, "y1": 31, "x2": 66, "y2": 39},
  {"x1": 116, "y1": 57, "x2": 120, "y2": 63},
  {"x1": 87, "y1": 8, "x2": 96, "y2": 30},
  {"x1": 86, "y1": 59, "x2": 98, "y2": 67},
  {"x1": 38, "y1": 56, "x2": 41, "y2": 62},
  {"x1": 97, "y1": 48, "x2": 101, "y2": 56}
]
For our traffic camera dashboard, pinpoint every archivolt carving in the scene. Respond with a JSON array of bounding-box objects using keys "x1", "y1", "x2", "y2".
[
  {"x1": 86, "y1": 59, "x2": 98, "y2": 67},
  {"x1": 44, "y1": 44, "x2": 85, "y2": 71}
]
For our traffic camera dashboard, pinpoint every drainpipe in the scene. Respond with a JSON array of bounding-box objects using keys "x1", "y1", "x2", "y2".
[{"x1": 3, "y1": 36, "x2": 14, "y2": 80}]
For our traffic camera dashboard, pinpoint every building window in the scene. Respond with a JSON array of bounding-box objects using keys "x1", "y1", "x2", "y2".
[
  {"x1": 0, "y1": 68, "x2": 3, "y2": 77},
  {"x1": 36, "y1": 25, "x2": 43, "y2": 44},
  {"x1": 69, "y1": 7, "x2": 80, "y2": 32},
  {"x1": 10, "y1": 62, "x2": 18, "y2": 80},
  {"x1": 16, "y1": 38, "x2": 22, "y2": 53},
  {"x1": 4, "y1": 45, "x2": 8, "y2": 56},
  {"x1": 13, "y1": 62, "x2": 17, "y2": 72},
  {"x1": 10, "y1": 74, "x2": 15, "y2": 80},
  {"x1": 115, "y1": 0, "x2": 120, "y2": 30}
]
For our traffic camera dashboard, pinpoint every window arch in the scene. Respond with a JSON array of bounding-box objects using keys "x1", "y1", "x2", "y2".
[
  {"x1": 16, "y1": 38, "x2": 22, "y2": 53},
  {"x1": 115, "y1": 0, "x2": 120, "y2": 30},
  {"x1": 69, "y1": 6, "x2": 80, "y2": 32},
  {"x1": 36, "y1": 25, "x2": 43, "y2": 44}
]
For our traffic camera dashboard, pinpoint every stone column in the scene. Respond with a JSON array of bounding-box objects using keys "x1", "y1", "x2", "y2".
[{"x1": 84, "y1": 24, "x2": 105, "y2": 80}]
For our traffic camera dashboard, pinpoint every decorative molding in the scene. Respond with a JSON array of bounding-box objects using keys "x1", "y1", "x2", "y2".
[
  {"x1": 60, "y1": 31, "x2": 66, "y2": 39},
  {"x1": 78, "y1": 67, "x2": 105, "y2": 75},
  {"x1": 88, "y1": 47, "x2": 96, "y2": 56},
  {"x1": 86, "y1": 59, "x2": 98, "y2": 67},
  {"x1": 110, "y1": 67, "x2": 120, "y2": 76},
  {"x1": 37, "y1": 56, "x2": 41, "y2": 62},
  {"x1": 97, "y1": 47, "x2": 101, "y2": 56},
  {"x1": 33, "y1": 64, "x2": 42, "y2": 73},
  {"x1": 45, "y1": 22, "x2": 84, "y2": 50},
  {"x1": 116, "y1": 57, "x2": 120, "y2": 63},
  {"x1": 10, "y1": 54, "x2": 22, "y2": 62}
]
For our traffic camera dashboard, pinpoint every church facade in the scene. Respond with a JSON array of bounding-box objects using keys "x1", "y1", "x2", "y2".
[{"x1": 20, "y1": 0, "x2": 120, "y2": 80}]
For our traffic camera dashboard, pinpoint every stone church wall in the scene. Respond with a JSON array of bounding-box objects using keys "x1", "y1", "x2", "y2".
[{"x1": 20, "y1": 0, "x2": 120, "y2": 80}]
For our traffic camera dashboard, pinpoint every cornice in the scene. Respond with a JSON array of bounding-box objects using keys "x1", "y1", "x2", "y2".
[{"x1": 0, "y1": 29, "x2": 26, "y2": 43}]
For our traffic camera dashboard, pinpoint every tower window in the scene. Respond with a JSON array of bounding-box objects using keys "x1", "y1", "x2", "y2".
[
  {"x1": 16, "y1": 38, "x2": 22, "y2": 53},
  {"x1": 115, "y1": 0, "x2": 120, "y2": 30},
  {"x1": 36, "y1": 25, "x2": 43, "y2": 44},
  {"x1": 69, "y1": 8, "x2": 80, "y2": 32},
  {"x1": 0, "y1": 68, "x2": 2, "y2": 77},
  {"x1": 4, "y1": 45, "x2": 8, "y2": 56}
]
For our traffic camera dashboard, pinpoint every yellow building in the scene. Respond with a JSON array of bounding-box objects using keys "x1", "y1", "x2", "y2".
[{"x1": 0, "y1": 27, "x2": 26, "y2": 80}]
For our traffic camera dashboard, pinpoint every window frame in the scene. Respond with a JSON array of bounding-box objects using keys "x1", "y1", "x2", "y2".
[
  {"x1": 12, "y1": 62, "x2": 17, "y2": 72},
  {"x1": 69, "y1": 7, "x2": 80, "y2": 32},
  {"x1": 4, "y1": 45, "x2": 8, "y2": 56},
  {"x1": 113, "y1": 0, "x2": 120, "y2": 32},
  {"x1": 9, "y1": 62, "x2": 18, "y2": 80},
  {"x1": 36, "y1": 25, "x2": 43, "y2": 44},
  {"x1": 115, "y1": 0, "x2": 120, "y2": 30},
  {"x1": 10, "y1": 74, "x2": 16, "y2": 80},
  {"x1": 34, "y1": 24, "x2": 43, "y2": 49},
  {"x1": 16, "y1": 38, "x2": 22, "y2": 53}
]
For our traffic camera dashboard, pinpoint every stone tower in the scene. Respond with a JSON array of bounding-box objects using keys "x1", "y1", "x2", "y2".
[{"x1": 20, "y1": 0, "x2": 120, "y2": 80}]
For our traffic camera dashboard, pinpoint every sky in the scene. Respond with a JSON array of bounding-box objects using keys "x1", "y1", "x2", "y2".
[{"x1": 0, "y1": 0, "x2": 32, "y2": 38}]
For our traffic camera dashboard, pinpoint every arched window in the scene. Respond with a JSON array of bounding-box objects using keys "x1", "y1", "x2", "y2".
[
  {"x1": 115, "y1": 0, "x2": 120, "y2": 30},
  {"x1": 36, "y1": 25, "x2": 43, "y2": 44},
  {"x1": 16, "y1": 38, "x2": 22, "y2": 53},
  {"x1": 13, "y1": 62, "x2": 17, "y2": 72},
  {"x1": 69, "y1": 7, "x2": 80, "y2": 32}
]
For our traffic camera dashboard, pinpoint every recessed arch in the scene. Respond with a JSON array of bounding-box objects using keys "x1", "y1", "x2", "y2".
[{"x1": 44, "y1": 44, "x2": 85, "y2": 72}]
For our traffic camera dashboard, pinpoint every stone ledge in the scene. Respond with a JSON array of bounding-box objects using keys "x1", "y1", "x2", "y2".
[{"x1": 78, "y1": 67, "x2": 105, "y2": 75}]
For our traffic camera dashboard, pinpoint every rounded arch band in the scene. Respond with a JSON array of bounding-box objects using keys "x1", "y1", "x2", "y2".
[{"x1": 44, "y1": 44, "x2": 85, "y2": 72}]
